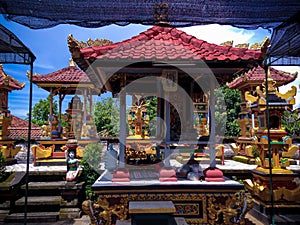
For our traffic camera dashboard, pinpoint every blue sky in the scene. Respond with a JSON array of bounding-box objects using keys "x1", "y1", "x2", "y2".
[{"x1": 1, "y1": 14, "x2": 299, "y2": 119}]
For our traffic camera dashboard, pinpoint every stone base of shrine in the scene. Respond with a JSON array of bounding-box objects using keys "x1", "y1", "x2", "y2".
[
  {"x1": 82, "y1": 170, "x2": 253, "y2": 225},
  {"x1": 244, "y1": 168, "x2": 300, "y2": 203}
]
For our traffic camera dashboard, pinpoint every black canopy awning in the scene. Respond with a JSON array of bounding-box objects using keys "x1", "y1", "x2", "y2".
[
  {"x1": 0, "y1": 0, "x2": 299, "y2": 30},
  {"x1": 266, "y1": 11, "x2": 300, "y2": 66},
  {"x1": 0, "y1": 24, "x2": 35, "y2": 64}
]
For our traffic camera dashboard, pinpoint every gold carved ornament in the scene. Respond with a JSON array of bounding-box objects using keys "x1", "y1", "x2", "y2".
[
  {"x1": 83, "y1": 193, "x2": 208, "y2": 225},
  {"x1": 82, "y1": 198, "x2": 128, "y2": 225},
  {"x1": 207, "y1": 191, "x2": 253, "y2": 225}
]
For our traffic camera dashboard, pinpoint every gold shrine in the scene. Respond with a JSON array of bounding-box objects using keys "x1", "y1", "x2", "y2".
[
  {"x1": 0, "y1": 64, "x2": 24, "y2": 160},
  {"x1": 231, "y1": 68, "x2": 300, "y2": 203}
]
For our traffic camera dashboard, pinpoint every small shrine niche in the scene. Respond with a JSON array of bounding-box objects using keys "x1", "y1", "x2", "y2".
[
  {"x1": 192, "y1": 93, "x2": 209, "y2": 137},
  {"x1": 65, "y1": 95, "x2": 83, "y2": 138}
]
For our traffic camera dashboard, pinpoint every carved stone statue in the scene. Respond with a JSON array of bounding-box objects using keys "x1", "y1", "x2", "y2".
[{"x1": 65, "y1": 140, "x2": 80, "y2": 182}]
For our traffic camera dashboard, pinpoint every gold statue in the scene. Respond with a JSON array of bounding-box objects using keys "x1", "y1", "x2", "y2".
[{"x1": 127, "y1": 101, "x2": 150, "y2": 139}]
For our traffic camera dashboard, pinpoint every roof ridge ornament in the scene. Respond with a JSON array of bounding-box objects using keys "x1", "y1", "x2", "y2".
[
  {"x1": 69, "y1": 58, "x2": 76, "y2": 67},
  {"x1": 87, "y1": 38, "x2": 113, "y2": 47},
  {"x1": 220, "y1": 40, "x2": 233, "y2": 47},
  {"x1": 154, "y1": 2, "x2": 169, "y2": 26}
]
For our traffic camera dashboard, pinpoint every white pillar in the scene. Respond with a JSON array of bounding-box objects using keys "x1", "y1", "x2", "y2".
[
  {"x1": 209, "y1": 88, "x2": 216, "y2": 168},
  {"x1": 83, "y1": 88, "x2": 87, "y2": 125},
  {"x1": 49, "y1": 88, "x2": 53, "y2": 127},
  {"x1": 119, "y1": 90, "x2": 126, "y2": 168},
  {"x1": 164, "y1": 94, "x2": 171, "y2": 167}
]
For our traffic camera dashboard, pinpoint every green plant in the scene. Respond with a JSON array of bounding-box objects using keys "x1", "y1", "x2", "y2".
[
  {"x1": 80, "y1": 143, "x2": 103, "y2": 201},
  {"x1": 251, "y1": 145, "x2": 259, "y2": 158},
  {"x1": 0, "y1": 150, "x2": 6, "y2": 182}
]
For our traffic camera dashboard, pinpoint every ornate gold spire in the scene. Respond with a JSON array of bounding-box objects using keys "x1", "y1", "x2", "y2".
[
  {"x1": 68, "y1": 34, "x2": 113, "y2": 58},
  {"x1": 262, "y1": 67, "x2": 276, "y2": 95}
]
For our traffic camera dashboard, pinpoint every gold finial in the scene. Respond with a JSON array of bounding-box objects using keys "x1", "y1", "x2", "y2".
[
  {"x1": 235, "y1": 43, "x2": 250, "y2": 49},
  {"x1": 154, "y1": 2, "x2": 169, "y2": 25},
  {"x1": 245, "y1": 91, "x2": 258, "y2": 104},
  {"x1": 250, "y1": 37, "x2": 270, "y2": 51},
  {"x1": 276, "y1": 86, "x2": 297, "y2": 104},
  {"x1": 262, "y1": 67, "x2": 276, "y2": 95},
  {"x1": 260, "y1": 36, "x2": 270, "y2": 53},
  {"x1": 220, "y1": 40, "x2": 233, "y2": 47},
  {"x1": 69, "y1": 58, "x2": 76, "y2": 67},
  {"x1": 68, "y1": 34, "x2": 87, "y2": 58},
  {"x1": 26, "y1": 71, "x2": 39, "y2": 79},
  {"x1": 87, "y1": 38, "x2": 113, "y2": 47}
]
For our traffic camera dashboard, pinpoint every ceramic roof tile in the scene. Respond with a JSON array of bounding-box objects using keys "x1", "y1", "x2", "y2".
[
  {"x1": 0, "y1": 65, "x2": 24, "y2": 90},
  {"x1": 8, "y1": 115, "x2": 42, "y2": 139},
  {"x1": 79, "y1": 25, "x2": 263, "y2": 62},
  {"x1": 32, "y1": 64, "x2": 90, "y2": 83},
  {"x1": 227, "y1": 65, "x2": 298, "y2": 89}
]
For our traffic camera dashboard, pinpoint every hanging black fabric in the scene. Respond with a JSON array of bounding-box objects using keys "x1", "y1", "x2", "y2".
[
  {"x1": 0, "y1": 0, "x2": 300, "y2": 30},
  {"x1": 267, "y1": 11, "x2": 300, "y2": 65},
  {"x1": 0, "y1": 24, "x2": 35, "y2": 64}
]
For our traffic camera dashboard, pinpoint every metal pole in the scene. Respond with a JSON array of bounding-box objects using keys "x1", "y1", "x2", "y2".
[
  {"x1": 24, "y1": 59, "x2": 34, "y2": 224},
  {"x1": 264, "y1": 65, "x2": 275, "y2": 225}
]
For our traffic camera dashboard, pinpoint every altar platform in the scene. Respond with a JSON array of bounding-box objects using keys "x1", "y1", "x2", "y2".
[{"x1": 85, "y1": 165, "x2": 252, "y2": 225}]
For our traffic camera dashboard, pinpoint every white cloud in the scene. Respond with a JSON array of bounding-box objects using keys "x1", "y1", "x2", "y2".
[
  {"x1": 10, "y1": 109, "x2": 29, "y2": 119},
  {"x1": 34, "y1": 62, "x2": 56, "y2": 70},
  {"x1": 180, "y1": 24, "x2": 257, "y2": 45}
]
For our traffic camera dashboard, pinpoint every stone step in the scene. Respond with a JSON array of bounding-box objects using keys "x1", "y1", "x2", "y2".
[
  {"x1": 59, "y1": 207, "x2": 81, "y2": 220},
  {"x1": 0, "y1": 210, "x2": 9, "y2": 222},
  {"x1": 15, "y1": 196, "x2": 61, "y2": 206},
  {"x1": 5, "y1": 212, "x2": 59, "y2": 223},
  {"x1": 21, "y1": 181, "x2": 67, "y2": 190},
  {"x1": 21, "y1": 181, "x2": 85, "y2": 190}
]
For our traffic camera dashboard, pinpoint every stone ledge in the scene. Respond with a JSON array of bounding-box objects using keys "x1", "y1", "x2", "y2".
[{"x1": 15, "y1": 196, "x2": 61, "y2": 206}]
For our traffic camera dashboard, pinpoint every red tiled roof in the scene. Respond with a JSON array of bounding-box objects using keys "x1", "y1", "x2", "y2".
[
  {"x1": 8, "y1": 115, "x2": 42, "y2": 139},
  {"x1": 80, "y1": 26, "x2": 263, "y2": 62},
  {"x1": 227, "y1": 65, "x2": 298, "y2": 89},
  {"x1": 0, "y1": 65, "x2": 25, "y2": 90},
  {"x1": 32, "y1": 64, "x2": 91, "y2": 84}
]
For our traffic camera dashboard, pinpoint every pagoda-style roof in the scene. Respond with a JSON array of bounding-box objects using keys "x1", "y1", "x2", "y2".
[
  {"x1": 69, "y1": 25, "x2": 265, "y2": 70},
  {"x1": 68, "y1": 25, "x2": 267, "y2": 94},
  {"x1": 227, "y1": 65, "x2": 297, "y2": 89},
  {"x1": 0, "y1": 64, "x2": 25, "y2": 91},
  {"x1": 8, "y1": 115, "x2": 42, "y2": 139},
  {"x1": 31, "y1": 59, "x2": 97, "y2": 94}
]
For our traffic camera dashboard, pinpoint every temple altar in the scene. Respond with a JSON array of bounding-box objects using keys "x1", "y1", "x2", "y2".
[{"x1": 84, "y1": 170, "x2": 251, "y2": 225}]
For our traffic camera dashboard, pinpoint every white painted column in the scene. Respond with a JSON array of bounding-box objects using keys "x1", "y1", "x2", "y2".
[
  {"x1": 164, "y1": 94, "x2": 171, "y2": 167},
  {"x1": 119, "y1": 90, "x2": 126, "y2": 168},
  {"x1": 49, "y1": 87, "x2": 53, "y2": 127},
  {"x1": 83, "y1": 88, "x2": 87, "y2": 125},
  {"x1": 209, "y1": 87, "x2": 216, "y2": 168}
]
